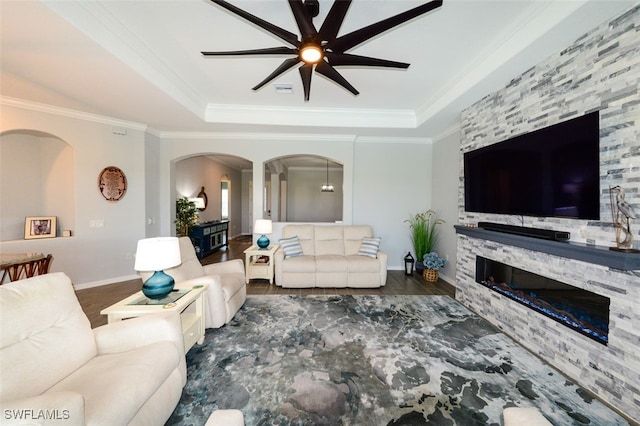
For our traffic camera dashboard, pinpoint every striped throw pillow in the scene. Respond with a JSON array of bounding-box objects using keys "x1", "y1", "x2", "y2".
[
  {"x1": 279, "y1": 235, "x2": 303, "y2": 258},
  {"x1": 358, "y1": 237, "x2": 381, "y2": 258}
]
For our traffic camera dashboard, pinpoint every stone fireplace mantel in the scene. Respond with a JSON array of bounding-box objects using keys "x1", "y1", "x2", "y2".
[{"x1": 455, "y1": 225, "x2": 640, "y2": 271}]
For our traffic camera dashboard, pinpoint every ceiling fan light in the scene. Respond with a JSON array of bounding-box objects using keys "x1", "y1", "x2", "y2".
[{"x1": 300, "y1": 44, "x2": 323, "y2": 64}]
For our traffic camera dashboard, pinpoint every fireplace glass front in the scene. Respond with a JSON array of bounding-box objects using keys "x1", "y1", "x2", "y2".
[{"x1": 475, "y1": 256, "x2": 610, "y2": 345}]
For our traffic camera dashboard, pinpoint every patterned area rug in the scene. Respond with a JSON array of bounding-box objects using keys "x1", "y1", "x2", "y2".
[{"x1": 167, "y1": 295, "x2": 628, "y2": 425}]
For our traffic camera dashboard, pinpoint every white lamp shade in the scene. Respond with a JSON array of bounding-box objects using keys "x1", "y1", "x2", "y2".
[
  {"x1": 188, "y1": 197, "x2": 205, "y2": 209},
  {"x1": 254, "y1": 219, "x2": 272, "y2": 234},
  {"x1": 134, "y1": 237, "x2": 181, "y2": 271}
]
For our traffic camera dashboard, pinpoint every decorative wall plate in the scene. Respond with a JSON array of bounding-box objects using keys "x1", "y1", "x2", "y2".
[{"x1": 98, "y1": 166, "x2": 127, "y2": 202}]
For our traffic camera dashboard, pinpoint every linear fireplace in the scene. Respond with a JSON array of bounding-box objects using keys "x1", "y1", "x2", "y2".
[{"x1": 475, "y1": 256, "x2": 610, "y2": 345}]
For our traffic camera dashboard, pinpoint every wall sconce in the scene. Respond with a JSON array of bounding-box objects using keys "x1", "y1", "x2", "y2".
[
  {"x1": 188, "y1": 197, "x2": 205, "y2": 210},
  {"x1": 134, "y1": 237, "x2": 181, "y2": 299},
  {"x1": 404, "y1": 252, "x2": 415, "y2": 276},
  {"x1": 254, "y1": 219, "x2": 273, "y2": 248},
  {"x1": 196, "y1": 186, "x2": 208, "y2": 211}
]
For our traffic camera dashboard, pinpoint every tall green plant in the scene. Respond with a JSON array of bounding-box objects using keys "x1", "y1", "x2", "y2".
[
  {"x1": 175, "y1": 197, "x2": 198, "y2": 237},
  {"x1": 405, "y1": 209, "x2": 444, "y2": 262}
]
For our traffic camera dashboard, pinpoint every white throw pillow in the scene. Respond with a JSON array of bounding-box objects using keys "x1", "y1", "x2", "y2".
[
  {"x1": 358, "y1": 237, "x2": 381, "y2": 258},
  {"x1": 279, "y1": 235, "x2": 303, "y2": 258}
]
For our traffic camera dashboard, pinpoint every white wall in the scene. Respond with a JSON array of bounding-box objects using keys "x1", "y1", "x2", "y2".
[
  {"x1": 0, "y1": 103, "x2": 147, "y2": 287},
  {"x1": 0, "y1": 102, "x2": 441, "y2": 285},
  {"x1": 352, "y1": 140, "x2": 434, "y2": 269},
  {"x1": 431, "y1": 129, "x2": 461, "y2": 284}
]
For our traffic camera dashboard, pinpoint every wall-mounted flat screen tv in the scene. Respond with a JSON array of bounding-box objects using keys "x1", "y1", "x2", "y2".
[{"x1": 464, "y1": 111, "x2": 600, "y2": 220}]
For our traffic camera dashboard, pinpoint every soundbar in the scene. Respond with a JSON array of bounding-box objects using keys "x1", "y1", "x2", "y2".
[{"x1": 477, "y1": 222, "x2": 570, "y2": 241}]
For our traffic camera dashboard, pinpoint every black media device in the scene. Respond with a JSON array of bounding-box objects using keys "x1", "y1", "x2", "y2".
[
  {"x1": 464, "y1": 111, "x2": 600, "y2": 220},
  {"x1": 477, "y1": 222, "x2": 570, "y2": 241}
]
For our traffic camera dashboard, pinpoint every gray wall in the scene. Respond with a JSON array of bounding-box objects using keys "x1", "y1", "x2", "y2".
[
  {"x1": 431, "y1": 129, "x2": 461, "y2": 283},
  {"x1": 286, "y1": 167, "x2": 343, "y2": 223}
]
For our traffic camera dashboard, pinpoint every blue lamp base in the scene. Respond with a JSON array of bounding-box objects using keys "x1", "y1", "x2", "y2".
[
  {"x1": 257, "y1": 234, "x2": 270, "y2": 249},
  {"x1": 142, "y1": 270, "x2": 175, "y2": 299}
]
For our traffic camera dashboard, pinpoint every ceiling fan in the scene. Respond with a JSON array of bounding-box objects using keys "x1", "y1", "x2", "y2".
[{"x1": 202, "y1": 0, "x2": 443, "y2": 101}]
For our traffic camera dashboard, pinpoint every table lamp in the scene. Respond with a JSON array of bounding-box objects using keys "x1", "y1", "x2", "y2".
[
  {"x1": 254, "y1": 219, "x2": 272, "y2": 249},
  {"x1": 134, "y1": 237, "x2": 181, "y2": 299}
]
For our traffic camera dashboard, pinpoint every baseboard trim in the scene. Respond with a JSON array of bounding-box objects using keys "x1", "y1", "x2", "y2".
[{"x1": 73, "y1": 274, "x2": 140, "y2": 290}]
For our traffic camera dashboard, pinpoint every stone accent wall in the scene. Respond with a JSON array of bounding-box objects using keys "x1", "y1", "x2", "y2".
[
  {"x1": 459, "y1": 5, "x2": 639, "y2": 245},
  {"x1": 456, "y1": 5, "x2": 640, "y2": 421}
]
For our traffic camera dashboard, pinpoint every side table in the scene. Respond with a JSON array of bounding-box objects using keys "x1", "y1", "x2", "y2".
[
  {"x1": 100, "y1": 284, "x2": 207, "y2": 353},
  {"x1": 244, "y1": 244, "x2": 279, "y2": 284}
]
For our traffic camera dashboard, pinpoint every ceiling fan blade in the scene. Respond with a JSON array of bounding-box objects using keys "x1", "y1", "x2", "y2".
[
  {"x1": 202, "y1": 47, "x2": 298, "y2": 56},
  {"x1": 315, "y1": 60, "x2": 359, "y2": 96},
  {"x1": 318, "y1": 0, "x2": 352, "y2": 42},
  {"x1": 289, "y1": 0, "x2": 318, "y2": 40},
  {"x1": 299, "y1": 63, "x2": 313, "y2": 101},
  {"x1": 210, "y1": 0, "x2": 300, "y2": 46},
  {"x1": 252, "y1": 57, "x2": 301, "y2": 91},
  {"x1": 325, "y1": 52, "x2": 409, "y2": 68},
  {"x1": 328, "y1": 0, "x2": 443, "y2": 53}
]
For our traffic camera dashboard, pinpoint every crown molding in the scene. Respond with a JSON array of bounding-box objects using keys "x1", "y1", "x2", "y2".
[
  {"x1": 205, "y1": 104, "x2": 417, "y2": 128},
  {"x1": 159, "y1": 131, "x2": 356, "y2": 142},
  {"x1": 355, "y1": 136, "x2": 432, "y2": 145},
  {"x1": 414, "y1": 0, "x2": 587, "y2": 127},
  {"x1": 1, "y1": 96, "x2": 147, "y2": 131}
]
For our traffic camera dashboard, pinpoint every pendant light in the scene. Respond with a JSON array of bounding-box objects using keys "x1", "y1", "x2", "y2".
[{"x1": 321, "y1": 159, "x2": 334, "y2": 193}]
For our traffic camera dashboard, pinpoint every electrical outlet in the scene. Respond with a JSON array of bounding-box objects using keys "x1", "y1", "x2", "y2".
[
  {"x1": 89, "y1": 220, "x2": 104, "y2": 228},
  {"x1": 586, "y1": 239, "x2": 595, "y2": 246}
]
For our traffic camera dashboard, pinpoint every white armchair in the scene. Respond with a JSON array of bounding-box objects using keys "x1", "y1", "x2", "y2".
[
  {"x1": 0, "y1": 272, "x2": 186, "y2": 425},
  {"x1": 160, "y1": 237, "x2": 247, "y2": 329}
]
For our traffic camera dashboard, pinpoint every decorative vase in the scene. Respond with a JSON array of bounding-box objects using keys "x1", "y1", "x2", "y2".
[
  {"x1": 423, "y1": 268, "x2": 438, "y2": 283},
  {"x1": 142, "y1": 270, "x2": 175, "y2": 299}
]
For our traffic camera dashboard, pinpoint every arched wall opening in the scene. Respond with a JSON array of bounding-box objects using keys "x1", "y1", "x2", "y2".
[
  {"x1": 174, "y1": 153, "x2": 252, "y2": 238},
  {"x1": 264, "y1": 155, "x2": 343, "y2": 223},
  {"x1": 0, "y1": 130, "x2": 74, "y2": 241}
]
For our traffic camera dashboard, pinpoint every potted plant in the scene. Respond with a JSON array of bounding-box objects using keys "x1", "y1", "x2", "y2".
[
  {"x1": 405, "y1": 209, "x2": 444, "y2": 274},
  {"x1": 175, "y1": 197, "x2": 199, "y2": 237},
  {"x1": 422, "y1": 251, "x2": 445, "y2": 282}
]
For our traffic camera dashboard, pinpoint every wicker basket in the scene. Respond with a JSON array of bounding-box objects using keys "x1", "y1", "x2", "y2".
[{"x1": 423, "y1": 268, "x2": 439, "y2": 283}]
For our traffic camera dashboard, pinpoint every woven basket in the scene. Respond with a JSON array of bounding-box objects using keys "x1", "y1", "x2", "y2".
[{"x1": 423, "y1": 268, "x2": 439, "y2": 283}]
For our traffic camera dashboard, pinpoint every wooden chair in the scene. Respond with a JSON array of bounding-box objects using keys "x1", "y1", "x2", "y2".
[{"x1": 1, "y1": 254, "x2": 53, "y2": 283}]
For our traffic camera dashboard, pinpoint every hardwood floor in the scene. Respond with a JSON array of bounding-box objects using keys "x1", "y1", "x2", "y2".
[{"x1": 75, "y1": 236, "x2": 456, "y2": 328}]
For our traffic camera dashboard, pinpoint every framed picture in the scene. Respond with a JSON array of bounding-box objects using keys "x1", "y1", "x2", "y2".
[{"x1": 24, "y1": 216, "x2": 57, "y2": 240}]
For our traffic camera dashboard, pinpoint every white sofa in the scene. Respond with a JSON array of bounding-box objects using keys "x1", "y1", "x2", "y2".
[
  {"x1": 0, "y1": 272, "x2": 186, "y2": 425},
  {"x1": 154, "y1": 236, "x2": 246, "y2": 329},
  {"x1": 274, "y1": 225, "x2": 387, "y2": 288}
]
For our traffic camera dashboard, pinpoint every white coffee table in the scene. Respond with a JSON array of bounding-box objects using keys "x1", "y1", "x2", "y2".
[{"x1": 101, "y1": 284, "x2": 207, "y2": 353}]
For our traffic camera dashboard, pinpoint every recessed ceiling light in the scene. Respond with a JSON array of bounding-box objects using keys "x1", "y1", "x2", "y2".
[{"x1": 274, "y1": 84, "x2": 293, "y2": 94}]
